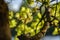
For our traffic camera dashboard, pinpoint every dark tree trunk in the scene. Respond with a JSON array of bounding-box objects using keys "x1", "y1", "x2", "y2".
[{"x1": 0, "y1": 0, "x2": 11, "y2": 40}]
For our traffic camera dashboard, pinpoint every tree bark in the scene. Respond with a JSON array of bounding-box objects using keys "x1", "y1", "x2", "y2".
[{"x1": 0, "y1": 0, "x2": 11, "y2": 40}]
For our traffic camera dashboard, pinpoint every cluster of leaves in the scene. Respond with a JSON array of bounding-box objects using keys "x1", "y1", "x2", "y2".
[
  {"x1": 9, "y1": 0, "x2": 60, "y2": 40},
  {"x1": 9, "y1": 6, "x2": 44, "y2": 40}
]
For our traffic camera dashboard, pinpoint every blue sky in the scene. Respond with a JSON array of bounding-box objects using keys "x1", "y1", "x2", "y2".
[{"x1": 4, "y1": 0, "x2": 60, "y2": 12}]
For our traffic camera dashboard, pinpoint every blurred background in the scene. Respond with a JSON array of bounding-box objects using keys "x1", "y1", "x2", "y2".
[{"x1": 4, "y1": 0, "x2": 60, "y2": 40}]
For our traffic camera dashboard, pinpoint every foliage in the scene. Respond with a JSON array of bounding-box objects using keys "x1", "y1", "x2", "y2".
[{"x1": 9, "y1": 0, "x2": 60, "y2": 40}]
